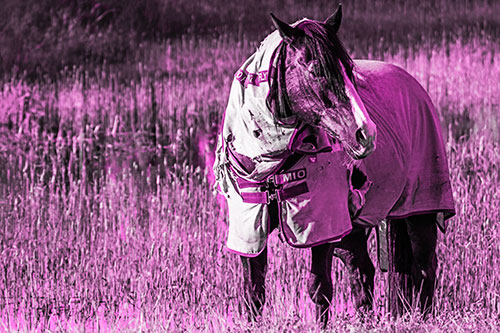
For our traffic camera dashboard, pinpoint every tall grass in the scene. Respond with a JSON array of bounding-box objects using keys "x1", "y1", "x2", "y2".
[{"x1": 0, "y1": 26, "x2": 499, "y2": 333}]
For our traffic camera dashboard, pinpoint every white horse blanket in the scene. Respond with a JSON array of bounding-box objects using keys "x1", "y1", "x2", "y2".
[{"x1": 215, "y1": 31, "x2": 353, "y2": 256}]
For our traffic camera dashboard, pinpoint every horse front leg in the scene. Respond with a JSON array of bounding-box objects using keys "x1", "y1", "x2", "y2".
[
  {"x1": 240, "y1": 247, "x2": 268, "y2": 321},
  {"x1": 308, "y1": 243, "x2": 334, "y2": 328},
  {"x1": 332, "y1": 226, "x2": 375, "y2": 315}
]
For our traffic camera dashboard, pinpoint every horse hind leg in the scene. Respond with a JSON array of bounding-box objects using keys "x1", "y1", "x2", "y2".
[
  {"x1": 308, "y1": 243, "x2": 334, "y2": 328},
  {"x1": 406, "y1": 213, "x2": 438, "y2": 317},
  {"x1": 240, "y1": 248, "x2": 268, "y2": 321},
  {"x1": 387, "y1": 214, "x2": 437, "y2": 317},
  {"x1": 387, "y1": 218, "x2": 413, "y2": 316},
  {"x1": 332, "y1": 226, "x2": 375, "y2": 315}
]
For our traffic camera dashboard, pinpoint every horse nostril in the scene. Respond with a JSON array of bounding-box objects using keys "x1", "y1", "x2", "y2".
[{"x1": 356, "y1": 128, "x2": 367, "y2": 144}]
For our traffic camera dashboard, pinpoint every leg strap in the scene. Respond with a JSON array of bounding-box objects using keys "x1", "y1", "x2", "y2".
[{"x1": 377, "y1": 219, "x2": 389, "y2": 272}]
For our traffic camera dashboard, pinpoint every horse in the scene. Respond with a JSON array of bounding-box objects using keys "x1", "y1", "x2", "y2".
[{"x1": 213, "y1": 4, "x2": 455, "y2": 328}]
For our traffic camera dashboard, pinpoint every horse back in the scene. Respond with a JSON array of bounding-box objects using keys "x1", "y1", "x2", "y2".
[{"x1": 352, "y1": 60, "x2": 455, "y2": 226}]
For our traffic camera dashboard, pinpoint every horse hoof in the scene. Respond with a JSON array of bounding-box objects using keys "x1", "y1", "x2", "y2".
[
  {"x1": 315, "y1": 304, "x2": 330, "y2": 329},
  {"x1": 243, "y1": 299, "x2": 264, "y2": 323},
  {"x1": 355, "y1": 306, "x2": 373, "y2": 324}
]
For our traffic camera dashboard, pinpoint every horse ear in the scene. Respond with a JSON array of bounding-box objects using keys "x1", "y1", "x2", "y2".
[
  {"x1": 324, "y1": 3, "x2": 342, "y2": 33},
  {"x1": 270, "y1": 13, "x2": 298, "y2": 44}
]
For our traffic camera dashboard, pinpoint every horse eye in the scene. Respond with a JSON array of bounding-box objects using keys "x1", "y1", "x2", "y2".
[
  {"x1": 297, "y1": 47, "x2": 314, "y2": 67},
  {"x1": 303, "y1": 49, "x2": 312, "y2": 63},
  {"x1": 308, "y1": 61, "x2": 321, "y2": 77}
]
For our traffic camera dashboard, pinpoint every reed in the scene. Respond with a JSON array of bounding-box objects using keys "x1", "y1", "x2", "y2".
[{"x1": 0, "y1": 23, "x2": 498, "y2": 333}]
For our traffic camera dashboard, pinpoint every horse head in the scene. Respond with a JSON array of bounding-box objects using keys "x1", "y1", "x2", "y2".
[{"x1": 269, "y1": 4, "x2": 376, "y2": 159}]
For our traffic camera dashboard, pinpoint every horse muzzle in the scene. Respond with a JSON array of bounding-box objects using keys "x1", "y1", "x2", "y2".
[
  {"x1": 352, "y1": 142, "x2": 375, "y2": 160},
  {"x1": 352, "y1": 124, "x2": 376, "y2": 159}
]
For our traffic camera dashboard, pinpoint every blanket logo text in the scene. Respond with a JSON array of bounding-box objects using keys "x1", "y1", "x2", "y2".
[{"x1": 274, "y1": 168, "x2": 307, "y2": 185}]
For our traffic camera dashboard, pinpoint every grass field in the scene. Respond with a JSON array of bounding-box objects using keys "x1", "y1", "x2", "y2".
[{"x1": 1, "y1": 6, "x2": 500, "y2": 333}]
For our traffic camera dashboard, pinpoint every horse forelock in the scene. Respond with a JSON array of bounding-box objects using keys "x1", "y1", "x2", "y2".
[
  {"x1": 295, "y1": 20, "x2": 356, "y2": 101},
  {"x1": 267, "y1": 18, "x2": 356, "y2": 128}
]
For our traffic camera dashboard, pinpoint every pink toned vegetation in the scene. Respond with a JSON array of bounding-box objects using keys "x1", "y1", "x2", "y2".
[{"x1": 0, "y1": 34, "x2": 499, "y2": 332}]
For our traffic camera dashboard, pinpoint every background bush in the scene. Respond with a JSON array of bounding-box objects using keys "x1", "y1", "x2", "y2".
[{"x1": 1, "y1": 0, "x2": 500, "y2": 80}]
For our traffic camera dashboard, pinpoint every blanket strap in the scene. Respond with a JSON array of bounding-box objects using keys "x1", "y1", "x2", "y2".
[
  {"x1": 240, "y1": 182, "x2": 309, "y2": 204},
  {"x1": 236, "y1": 161, "x2": 309, "y2": 204},
  {"x1": 234, "y1": 152, "x2": 309, "y2": 204}
]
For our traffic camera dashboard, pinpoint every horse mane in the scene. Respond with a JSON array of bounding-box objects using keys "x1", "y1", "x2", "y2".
[
  {"x1": 268, "y1": 45, "x2": 295, "y2": 126},
  {"x1": 267, "y1": 19, "x2": 355, "y2": 126}
]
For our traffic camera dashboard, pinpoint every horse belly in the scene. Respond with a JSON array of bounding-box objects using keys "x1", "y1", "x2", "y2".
[{"x1": 355, "y1": 135, "x2": 408, "y2": 227}]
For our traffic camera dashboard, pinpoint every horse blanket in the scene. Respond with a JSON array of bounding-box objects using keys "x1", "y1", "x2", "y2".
[
  {"x1": 215, "y1": 34, "x2": 456, "y2": 256},
  {"x1": 352, "y1": 60, "x2": 456, "y2": 226},
  {"x1": 215, "y1": 31, "x2": 353, "y2": 256}
]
